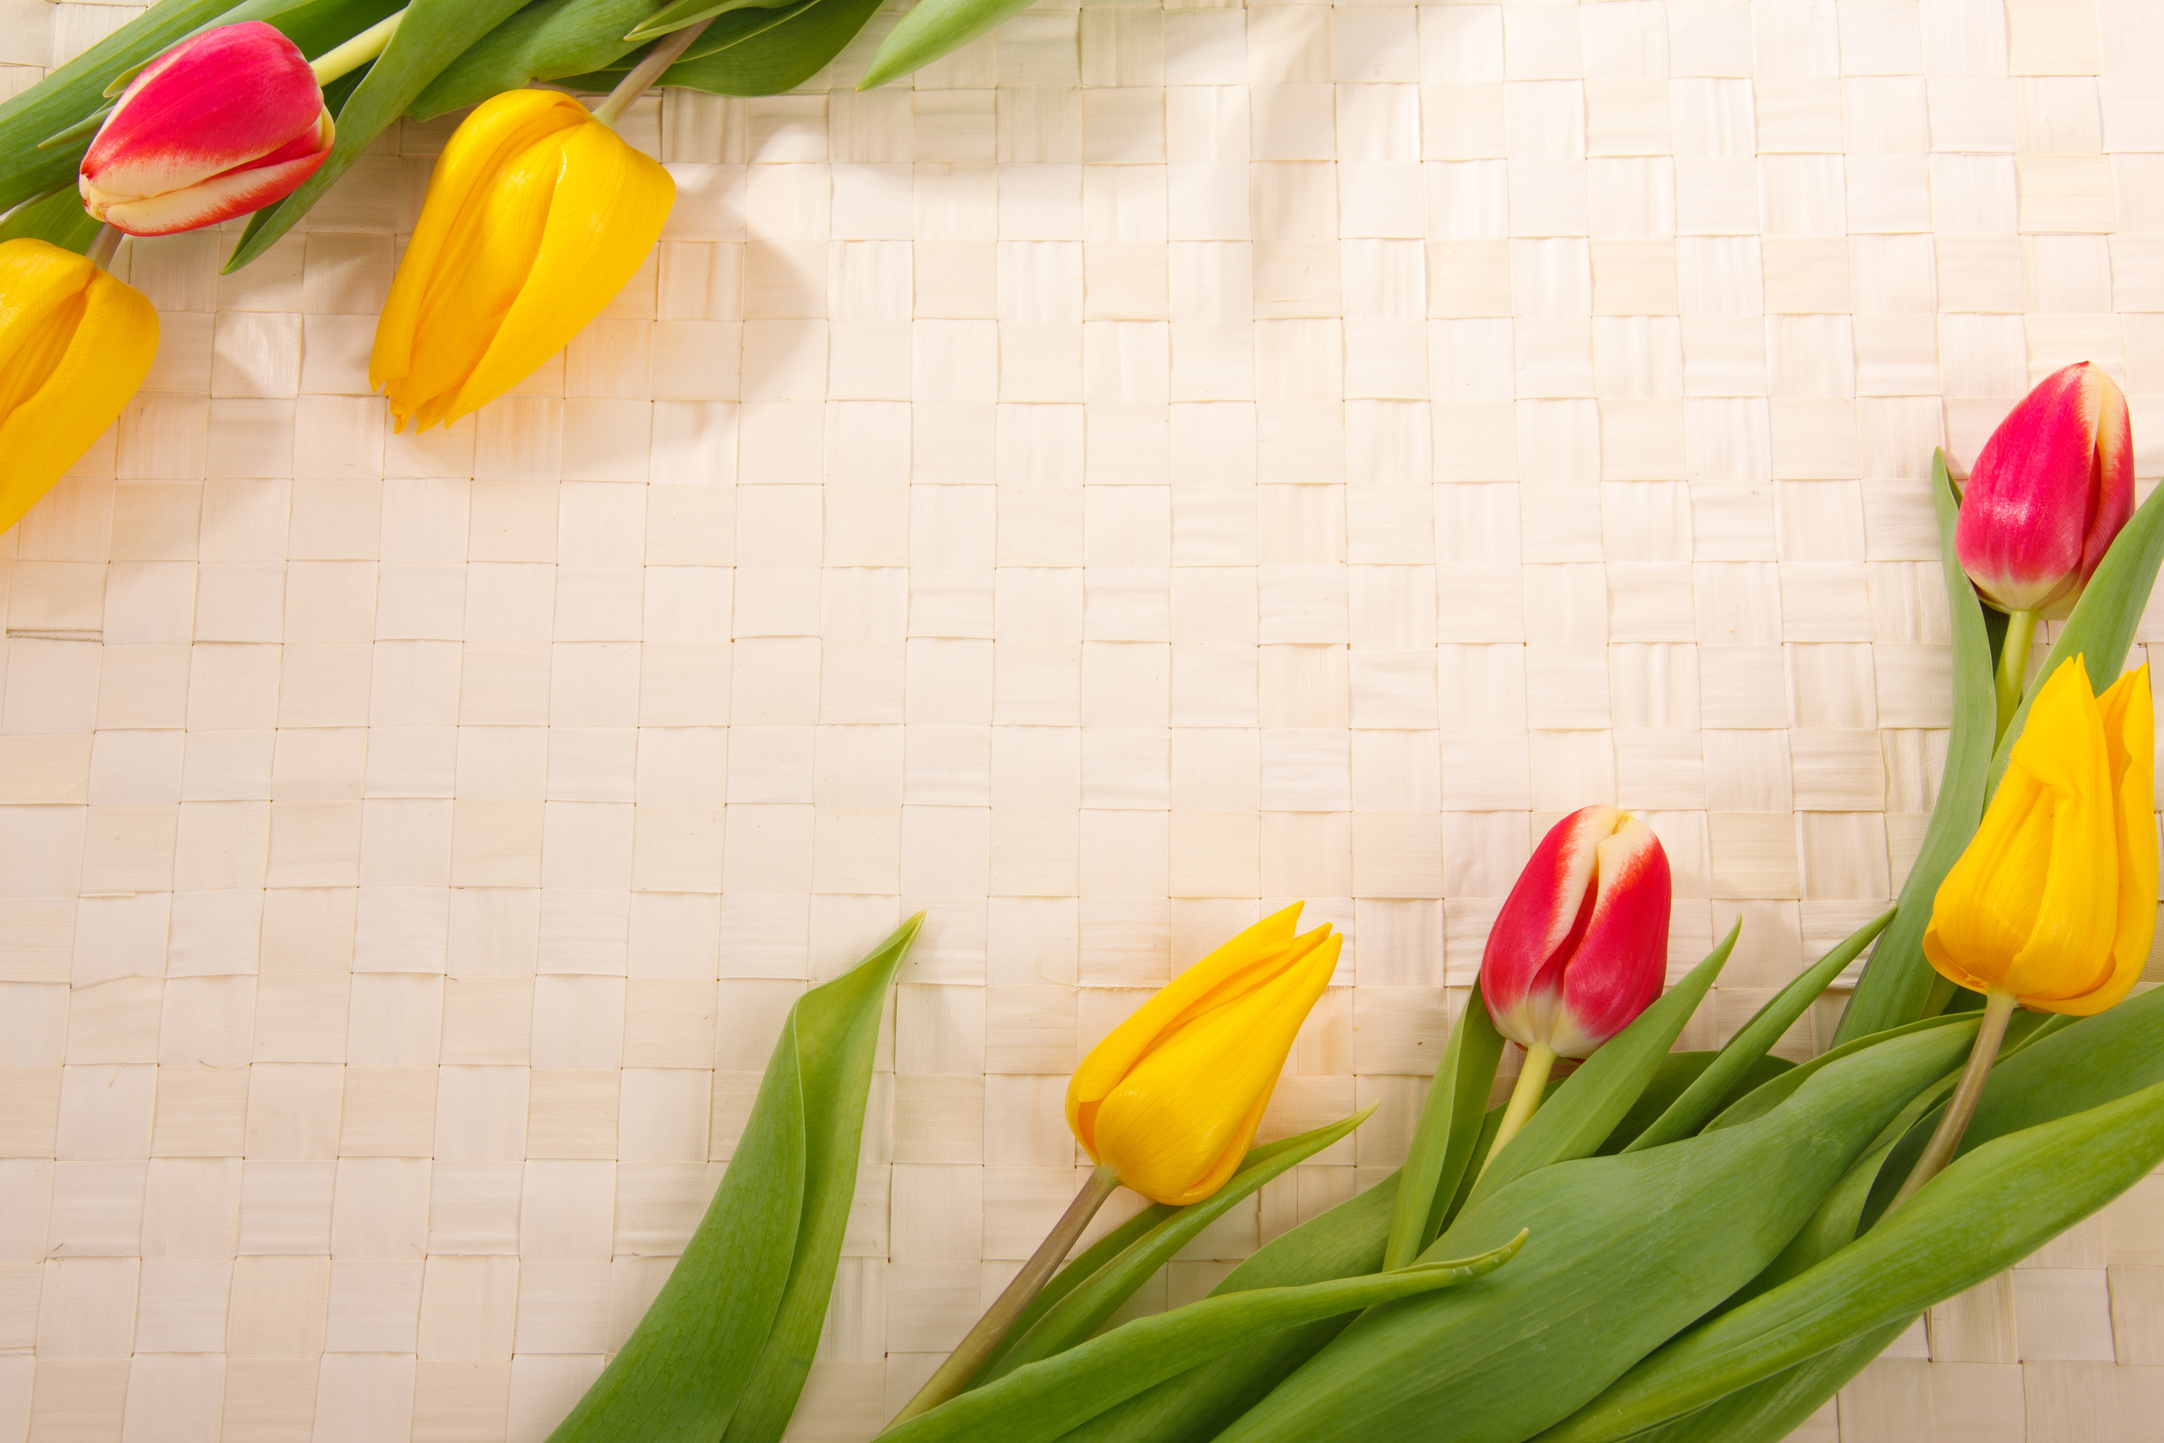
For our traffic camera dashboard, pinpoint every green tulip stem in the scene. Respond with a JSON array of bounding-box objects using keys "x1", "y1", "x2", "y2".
[
  {"x1": 1994, "y1": 608, "x2": 2039, "y2": 738},
  {"x1": 1481, "y1": 1042, "x2": 1559, "y2": 1180},
  {"x1": 84, "y1": 224, "x2": 121, "y2": 270},
  {"x1": 891, "y1": 1161, "x2": 1122, "y2": 1426},
  {"x1": 1887, "y1": 989, "x2": 2019, "y2": 1213},
  {"x1": 590, "y1": 17, "x2": 714, "y2": 128},
  {"x1": 310, "y1": 9, "x2": 407, "y2": 88}
]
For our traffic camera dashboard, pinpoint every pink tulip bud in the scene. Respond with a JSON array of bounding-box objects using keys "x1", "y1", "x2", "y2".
[
  {"x1": 1480, "y1": 806, "x2": 1672, "y2": 1059},
  {"x1": 1956, "y1": 361, "x2": 2134, "y2": 620},
  {"x1": 79, "y1": 22, "x2": 333, "y2": 237}
]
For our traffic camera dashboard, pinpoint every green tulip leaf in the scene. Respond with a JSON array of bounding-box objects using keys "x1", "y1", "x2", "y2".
[
  {"x1": 1596, "y1": 1051, "x2": 1793, "y2": 1155},
  {"x1": 408, "y1": 0, "x2": 654, "y2": 117},
  {"x1": 1703, "y1": 1010, "x2": 1976, "y2": 1134},
  {"x1": 1627, "y1": 909, "x2": 1893, "y2": 1153},
  {"x1": 1607, "y1": 1324, "x2": 1907, "y2": 1443},
  {"x1": 0, "y1": 186, "x2": 103, "y2": 253},
  {"x1": 1197, "y1": 1018, "x2": 1980, "y2": 1443},
  {"x1": 875, "y1": 1235, "x2": 1527, "y2": 1443},
  {"x1": 981, "y1": 1108, "x2": 1375, "y2": 1385},
  {"x1": 858, "y1": 0, "x2": 1036, "y2": 89},
  {"x1": 1536, "y1": 1070, "x2": 2164, "y2": 1443},
  {"x1": 1461, "y1": 921, "x2": 1740, "y2": 1212},
  {"x1": 1834, "y1": 453, "x2": 1996, "y2": 1045},
  {"x1": 624, "y1": 0, "x2": 800, "y2": 43},
  {"x1": 1384, "y1": 986, "x2": 1505, "y2": 1268},
  {"x1": 546, "y1": 914, "x2": 920, "y2": 1443}
]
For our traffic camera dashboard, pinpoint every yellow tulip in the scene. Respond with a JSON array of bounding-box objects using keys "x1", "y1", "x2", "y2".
[
  {"x1": 369, "y1": 88, "x2": 674, "y2": 433},
  {"x1": 1067, "y1": 904, "x2": 1342, "y2": 1206},
  {"x1": 1924, "y1": 655, "x2": 2156, "y2": 1016},
  {"x1": 0, "y1": 238, "x2": 157, "y2": 533}
]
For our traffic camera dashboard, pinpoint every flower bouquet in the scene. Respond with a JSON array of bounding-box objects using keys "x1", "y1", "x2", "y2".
[{"x1": 523, "y1": 365, "x2": 2164, "y2": 1443}]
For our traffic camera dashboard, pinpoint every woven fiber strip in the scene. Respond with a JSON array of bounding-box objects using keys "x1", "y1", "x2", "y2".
[{"x1": 2, "y1": 0, "x2": 2163, "y2": 1439}]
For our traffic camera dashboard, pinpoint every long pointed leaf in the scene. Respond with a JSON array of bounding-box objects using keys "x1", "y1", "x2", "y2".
[
  {"x1": 547, "y1": 914, "x2": 921, "y2": 1443},
  {"x1": 876, "y1": 1238, "x2": 1526, "y2": 1443},
  {"x1": 983, "y1": 1109, "x2": 1374, "y2": 1384},
  {"x1": 1536, "y1": 1071, "x2": 2164, "y2": 1443},
  {"x1": 858, "y1": 0, "x2": 1036, "y2": 89},
  {"x1": 1627, "y1": 910, "x2": 1893, "y2": 1152},
  {"x1": 1703, "y1": 1010, "x2": 1976, "y2": 1134},
  {"x1": 1384, "y1": 987, "x2": 1504, "y2": 1268},
  {"x1": 1462, "y1": 921, "x2": 1739, "y2": 1211},
  {"x1": 1834, "y1": 453, "x2": 1995, "y2": 1044},
  {"x1": 1613, "y1": 1325, "x2": 1905, "y2": 1443},
  {"x1": 0, "y1": 187, "x2": 104, "y2": 253}
]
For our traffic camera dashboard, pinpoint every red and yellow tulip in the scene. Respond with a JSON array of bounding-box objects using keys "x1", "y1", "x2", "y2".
[
  {"x1": 1481, "y1": 805, "x2": 1672, "y2": 1060},
  {"x1": 79, "y1": 22, "x2": 333, "y2": 237},
  {"x1": 1956, "y1": 362, "x2": 2133, "y2": 622}
]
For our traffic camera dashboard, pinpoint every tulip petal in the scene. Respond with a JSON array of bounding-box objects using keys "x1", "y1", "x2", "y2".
[
  {"x1": 370, "y1": 89, "x2": 591, "y2": 419},
  {"x1": 2034, "y1": 665, "x2": 2157, "y2": 1016},
  {"x1": 82, "y1": 23, "x2": 325, "y2": 207},
  {"x1": 0, "y1": 240, "x2": 157, "y2": 533},
  {"x1": 442, "y1": 119, "x2": 675, "y2": 425},
  {"x1": 1091, "y1": 930, "x2": 1341, "y2": 1204},
  {"x1": 1998, "y1": 660, "x2": 2121, "y2": 1002},
  {"x1": 1481, "y1": 805, "x2": 1618, "y2": 1049},
  {"x1": 89, "y1": 109, "x2": 332, "y2": 236},
  {"x1": 1956, "y1": 362, "x2": 2129, "y2": 618},
  {"x1": 1065, "y1": 902, "x2": 1303, "y2": 1156},
  {"x1": 1549, "y1": 818, "x2": 1673, "y2": 1058}
]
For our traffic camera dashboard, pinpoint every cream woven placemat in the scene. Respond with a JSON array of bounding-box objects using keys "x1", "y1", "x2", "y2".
[{"x1": 3, "y1": 0, "x2": 2163, "y2": 1438}]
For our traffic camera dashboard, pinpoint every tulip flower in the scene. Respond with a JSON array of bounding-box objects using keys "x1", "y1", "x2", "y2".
[
  {"x1": 79, "y1": 22, "x2": 334, "y2": 237},
  {"x1": 894, "y1": 904, "x2": 1341, "y2": 1424},
  {"x1": 1479, "y1": 805, "x2": 1672, "y2": 1163},
  {"x1": 1893, "y1": 655, "x2": 2155, "y2": 1210},
  {"x1": 368, "y1": 88, "x2": 674, "y2": 433},
  {"x1": 1955, "y1": 362, "x2": 2134, "y2": 734},
  {"x1": 0, "y1": 238, "x2": 158, "y2": 533},
  {"x1": 1070, "y1": 903, "x2": 1341, "y2": 1205}
]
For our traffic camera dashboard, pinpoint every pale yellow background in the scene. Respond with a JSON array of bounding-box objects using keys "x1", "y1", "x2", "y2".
[{"x1": 3, "y1": 0, "x2": 2163, "y2": 1438}]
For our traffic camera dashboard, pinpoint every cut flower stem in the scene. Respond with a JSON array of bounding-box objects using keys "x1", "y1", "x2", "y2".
[
  {"x1": 1888, "y1": 989, "x2": 2019, "y2": 1212},
  {"x1": 1480, "y1": 1041, "x2": 1558, "y2": 1179},
  {"x1": 1995, "y1": 609, "x2": 2038, "y2": 738},
  {"x1": 591, "y1": 18, "x2": 714, "y2": 128},
  {"x1": 891, "y1": 1162, "x2": 1121, "y2": 1426}
]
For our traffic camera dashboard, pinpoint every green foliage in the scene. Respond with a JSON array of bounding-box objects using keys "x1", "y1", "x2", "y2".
[
  {"x1": 406, "y1": 0, "x2": 654, "y2": 118},
  {"x1": 876, "y1": 1236, "x2": 1526, "y2": 1443},
  {"x1": 1203, "y1": 1019, "x2": 1980, "y2": 1443},
  {"x1": 1539, "y1": 1072, "x2": 2164, "y2": 1442},
  {"x1": 1627, "y1": 911, "x2": 1891, "y2": 1153},
  {"x1": 858, "y1": 0, "x2": 1037, "y2": 89},
  {"x1": 1834, "y1": 454, "x2": 1996, "y2": 1044},
  {"x1": 545, "y1": 916, "x2": 920, "y2": 1443},
  {"x1": 981, "y1": 1110, "x2": 1373, "y2": 1385},
  {"x1": 0, "y1": 187, "x2": 103, "y2": 253},
  {"x1": 1384, "y1": 986, "x2": 1504, "y2": 1268}
]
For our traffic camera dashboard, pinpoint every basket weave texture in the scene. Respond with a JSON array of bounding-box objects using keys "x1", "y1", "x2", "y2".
[{"x1": 3, "y1": 0, "x2": 2164, "y2": 1439}]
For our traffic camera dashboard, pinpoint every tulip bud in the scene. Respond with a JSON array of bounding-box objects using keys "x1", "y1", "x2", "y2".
[
  {"x1": 1066, "y1": 905, "x2": 1340, "y2": 1205},
  {"x1": 1956, "y1": 361, "x2": 2134, "y2": 621},
  {"x1": 1925, "y1": 656, "x2": 2156, "y2": 1016},
  {"x1": 1481, "y1": 806, "x2": 1672, "y2": 1060},
  {"x1": 79, "y1": 22, "x2": 334, "y2": 238},
  {"x1": 369, "y1": 88, "x2": 675, "y2": 433},
  {"x1": 0, "y1": 238, "x2": 159, "y2": 532}
]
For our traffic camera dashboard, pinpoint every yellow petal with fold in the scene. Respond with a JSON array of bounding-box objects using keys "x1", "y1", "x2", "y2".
[
  {"x1": 1924, "y1": 656, "x2": 2157, "y2": 1016},
  {"x1": 371, "y1": 90, "x2": 673, "y2": 433},
  {"x1": 0, "y1": 238, "x2": 157, "y2": 534}
]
